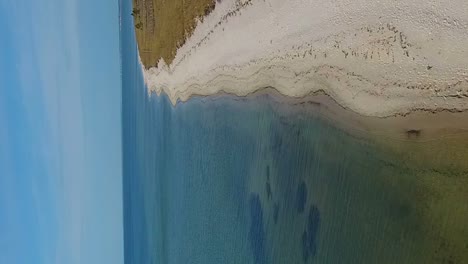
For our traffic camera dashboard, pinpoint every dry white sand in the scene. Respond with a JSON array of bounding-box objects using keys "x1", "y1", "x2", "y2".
[{"x1": 144, "y1": 0, "x2": 468, "y2": 117}]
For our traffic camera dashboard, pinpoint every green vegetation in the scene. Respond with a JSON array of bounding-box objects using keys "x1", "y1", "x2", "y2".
[
  {"x1": 132, "y1": 0, "x2": 216, "y2": 68},
  {"x1": 131, "y1": 8, "x2": 140, "y2": 16}
]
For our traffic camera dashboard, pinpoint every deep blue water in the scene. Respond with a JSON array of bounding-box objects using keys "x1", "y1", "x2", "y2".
[{"x1": 120, "y1": 1, "x2": 468, "y2": 263}]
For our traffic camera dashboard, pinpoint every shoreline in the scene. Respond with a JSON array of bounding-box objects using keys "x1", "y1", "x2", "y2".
[
  {"x1": 152, "y1": 86, "x2": 468, "y2": 176},
  {"x1": 151, "y1": 86, "x2": 468, "y2": 143},
  {"x1": 142, "y1": 0, "x2": 468, "y2": 117},
  {"x1": 148, "y1": 86, "x2": 468, "y2": 178}
]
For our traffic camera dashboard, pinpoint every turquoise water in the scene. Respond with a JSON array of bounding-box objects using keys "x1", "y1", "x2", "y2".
[{"x1": 121, "y1": 1, "x2": 468, "y2": 264}]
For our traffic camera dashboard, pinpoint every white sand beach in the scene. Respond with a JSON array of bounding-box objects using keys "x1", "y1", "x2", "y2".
[{"x1": 143, "y1": 0, "x2": 468, "y2": 117}]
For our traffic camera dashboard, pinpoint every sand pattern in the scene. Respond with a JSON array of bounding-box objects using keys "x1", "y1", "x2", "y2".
[{"x1": 144, "y1": 0, "x2": 468, "y2": 117}]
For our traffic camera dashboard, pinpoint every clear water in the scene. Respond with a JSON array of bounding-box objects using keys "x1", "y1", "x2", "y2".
[{"x1": 120, "y1": 1, "x2": 468, "y2": 263}]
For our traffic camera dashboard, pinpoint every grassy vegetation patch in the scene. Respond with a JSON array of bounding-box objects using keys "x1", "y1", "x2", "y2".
[{"x1": 132, "y1": 0, "x2": 216, "y2": 68}]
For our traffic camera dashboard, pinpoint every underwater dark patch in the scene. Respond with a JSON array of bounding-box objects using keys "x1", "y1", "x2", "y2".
[
  {"x1": 249, "y1": 193, "x2": 266, "y2": 264},
  {"x1": 301, "y1": 231, "x2": 310, "y2": 262},
  {"x1": 266, "y1": 181, "x2": 272, "y2": 200},
  {"x1": 389, "y1": 200, "x2": 411, "y2": 219},
  {"x1": 266, "y1": 167, "x2": 272, "y2": 200},
  {"x1": 296, "y1": 181, "x2": 308, "y2": 213},
  {"x1": 272, "y1": 133, "x2": 283, "y2": 152},
  {"x1": 273, "y1": 203, "x2": 279, "y2": 224},
  {"x1": 301, "y1": 205, "x2": 320, "y2": 262}
]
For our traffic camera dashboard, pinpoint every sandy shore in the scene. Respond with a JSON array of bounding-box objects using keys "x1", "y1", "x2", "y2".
[
  {"x1": 180, "y1": 87, "x2": 468, "y2": 143},
  {"x1": 143, "y1": 0, "x2": 468, "y2": 117}
]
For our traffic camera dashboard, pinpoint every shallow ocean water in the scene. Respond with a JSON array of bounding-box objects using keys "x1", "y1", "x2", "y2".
[{"x1": 120, "y1": 1, "x2": 468, "y2": 263}]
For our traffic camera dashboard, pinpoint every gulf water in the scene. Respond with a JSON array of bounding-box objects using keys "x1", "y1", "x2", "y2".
[{"x1": 120, "y1": 1, "x2": 468, "y2": 263}]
